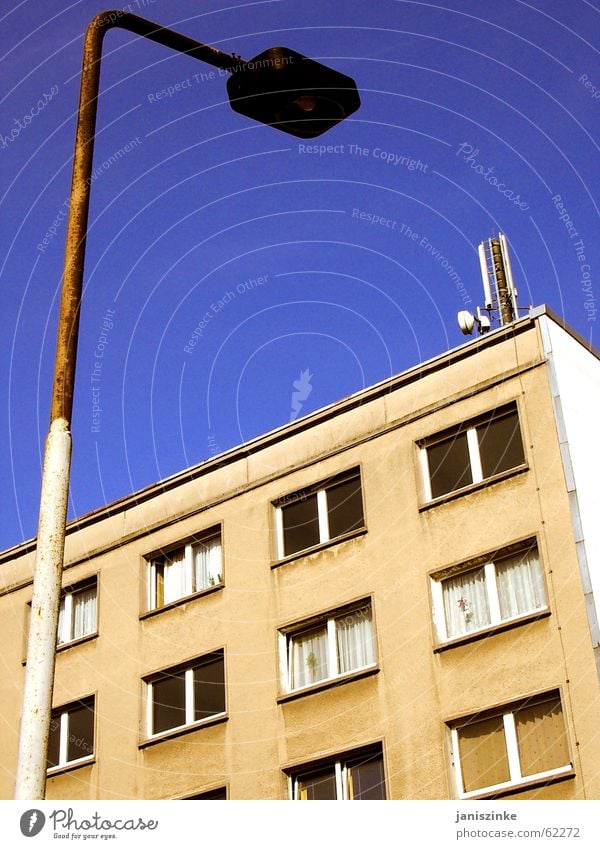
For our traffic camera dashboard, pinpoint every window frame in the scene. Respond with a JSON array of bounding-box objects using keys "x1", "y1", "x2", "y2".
[
  {"x1": 448, "y1": 690, "x2": 573, "y2": 799},
  {"x1": 286, "y1": 743, "x2": 386, "y2": 800},
  {"x1": 145, "y1": 527, "x2": 223, "y2": 613},
  {"x1": 419, "y1": 401, "x2": 527, "y2": 504},
  {"x1": 430, "y1": 540, "x2": 549, "y2": 647},
  {"x1": 278, "y1": 598, "x2": 377, "y2": 696},
  {"x1": 273, "y1": 467, "x2": 366, "y2": 562},
  {"x1": 180, "y1": 786, "x2": 228, "y2": 800},
  {"x1": 143, "y1": 649, "x2": 227, "y2": 743},
  {"x1": 47, "y1": 695, "x2": 95, "y2": 775}
]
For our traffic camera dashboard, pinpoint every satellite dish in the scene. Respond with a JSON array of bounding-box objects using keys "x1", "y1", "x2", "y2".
[{"x1": 457, "y1": 310, "x2": 475, "y2": 335}]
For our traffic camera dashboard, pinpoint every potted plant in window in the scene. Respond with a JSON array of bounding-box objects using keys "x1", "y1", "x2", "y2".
[
  {"x1": 306, "y1": 651, "x2": 318, "y2": 679},
  {"x1": 458, "y1": 596, "x2": 473, "y2": 623}
]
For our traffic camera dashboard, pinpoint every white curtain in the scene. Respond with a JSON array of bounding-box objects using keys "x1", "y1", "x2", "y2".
[
  {"x1": 57, "y1": 597, "x2": 69, "y2": 644},
  {"x1": 443, "y1": 567, "x2": 490, "y2": 638},
  {"x1": 162, "y1": 548, "x2": 186, "y2": 604},
  {"x1": 291, "y1": 627, "x2": 328, "y2": 689},
  {"x1": 57, "y1": 587, "x2": 96, "y2": 643},
  {"x1": 72, "y1": 587, "x2": 96, "y2": 639},
  {"x1": 336, "y1": 607, "x2": 375, "y2": 673},
  {"x1": 193, "y1": 537, "x2": 222, "y2": 591},
  {"x1": 496, "y1": 549, "x2": 545, "y2": 620}
]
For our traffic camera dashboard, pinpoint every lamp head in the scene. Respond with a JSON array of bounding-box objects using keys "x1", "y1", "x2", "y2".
[{"x1": 226, "y1": 47, "x2": 360, "y2": 138}]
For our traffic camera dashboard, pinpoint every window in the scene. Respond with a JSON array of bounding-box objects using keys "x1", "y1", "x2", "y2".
[
  {"x1": 275, "y1": 468, "x2": 364, "y2": 558},
  {"x1": 47, "y1": 697, "x2": 95, "y2": 772},
  {"x1": 184, "y1": 787, "x2": 227, "y2": 800},
  {"x1": 449, "y1": 691, "x2": 572, "y2": 798},
  {"x1": 289, "y1": 744, "x2": 386, "y2": 800},
  {"x1": 280, "y1": 600, "x2": 376, "y2": 693},
  {"x1": 57, "y1": 579, "x2": 97, "y2": 646},
  {"x1": 145, "y1": 650, "x2": 226, "y2": 738},
  {"x1": 431, "y1": 543, "x2": 547, "y2": 644},
  {"x1": 147, "y1": 531, "x2": 222, "y2": 610},
  {"x1": 420, "y1": 402, "x2": 525, "y2": 501}
]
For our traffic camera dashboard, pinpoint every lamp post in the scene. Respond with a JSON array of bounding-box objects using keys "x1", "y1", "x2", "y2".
[{"x1": 15, "y1": 10, "x2": 359, "y2": 800}]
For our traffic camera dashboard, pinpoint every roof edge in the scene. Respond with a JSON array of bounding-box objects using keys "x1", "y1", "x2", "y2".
[{"x1": 2, "y1": 305, "x2": 593, "y2": 562}]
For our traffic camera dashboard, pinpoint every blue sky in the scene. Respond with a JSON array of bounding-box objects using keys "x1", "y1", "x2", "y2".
[{"x1": 1, "y1": 0, "x2": 598, "y2": 551}]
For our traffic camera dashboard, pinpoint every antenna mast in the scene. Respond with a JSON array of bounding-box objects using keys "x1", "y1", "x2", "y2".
[{"x1": 458, "y1": 233, "x2": 521, "y2": 336}]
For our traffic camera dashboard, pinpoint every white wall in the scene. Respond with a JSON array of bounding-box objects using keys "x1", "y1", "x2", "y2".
[{"x1": 540, "y1": 314, "x2": 600, "y2": 658}]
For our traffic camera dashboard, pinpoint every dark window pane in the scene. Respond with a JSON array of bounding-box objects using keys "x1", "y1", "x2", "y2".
[
  {"x1": 427, "y1": 432, "x2": 472, "y2": 498},
  {"x1": 282, "y1": 494, "x2": 320, "y2": 555},
  {"x1": 153, "y1": 671, "x2": 186, "y2": 733},
  {"x1": 194, "y1": 653, "x2": 225, "y2": 721},
  {"x1": 327, "y1": 476, "x2": 364, "y2": 539},
  {"x1": 67, "y1": 701, "x2": 94, "y2": 762},
  {"x1": 297, "y1": 768, "x2": 337, "y2": 799},
  {"x1": 348, "y1": 752, "x2": 386, "y2": 799},
  {"x1": 46, "y1": 714, "x2": 61, "y2": 769},
  {"x1": 477, "y1": 409, "x2": 524, "y2": 479},
  {"x1": 185, "y1": 787, "x2": 227, "y2": 799}
]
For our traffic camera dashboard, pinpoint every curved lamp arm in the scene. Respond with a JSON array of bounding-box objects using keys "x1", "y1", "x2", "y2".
[{"x1": 54, "y1": 11, "x2": 242, "y2": 423}]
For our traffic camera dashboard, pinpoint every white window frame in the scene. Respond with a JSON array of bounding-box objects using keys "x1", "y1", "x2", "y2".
[
  {"x1": 145, "y1": 651, "x2": 226, "y2": 739},
  {"x1": 279, "y1": 601, "x2": 376, "y2": 694},
  {"x1": 56, "y1": 578, "x2": 97, "y2": 647},
  {"x1": 147, "y1": 532, "x2": 222, "y2": 610},
  {"x1": 420, "y1": 403, "x2": 524, "y2": 502},
  {"x1": 289, "y1": 746, "x2": 385, "y2": 800},
  {"x1": 47, "y1": 697, "x2": 95, "y2": 774},
  {"x1": 275, "y1": 470, "x2": 363, "y2": 559},
  {"x1": 431, "y1": 545, "x2": 547, "y2": 644},
  {"x1": 450, "y1": 696, "x2": 572, "y2": 799}
]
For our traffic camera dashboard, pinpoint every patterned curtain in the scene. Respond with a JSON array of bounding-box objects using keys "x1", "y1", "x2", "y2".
[{"x1": 443, "y1": 567, "x2": 490, "y2": 638}]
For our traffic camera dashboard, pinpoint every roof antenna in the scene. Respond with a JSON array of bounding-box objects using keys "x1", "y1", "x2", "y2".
[{"x1": 457, "y1": 233, "x2": 520, "y2": 336}]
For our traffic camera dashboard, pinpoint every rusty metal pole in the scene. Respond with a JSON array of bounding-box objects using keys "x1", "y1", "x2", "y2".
[
  {"x1": 490, "y1": 238, "x2": 514, "y2": 326},
  {"x1": 15, "y1": 11, "x2": 241, "y2": 800}
]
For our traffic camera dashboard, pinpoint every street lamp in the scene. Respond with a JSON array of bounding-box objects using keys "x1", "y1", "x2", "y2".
[
  {"x1": 15, "y1": 10, "x2": 359, "y2": 800},
  {"x1": 226, "y1": 46, "x2": 360, "y2": 138}
]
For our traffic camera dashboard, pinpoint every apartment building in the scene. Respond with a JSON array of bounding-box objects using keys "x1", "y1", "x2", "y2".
[{"x1": 1, "y1": 305, "x2": 599, "y2": 800}]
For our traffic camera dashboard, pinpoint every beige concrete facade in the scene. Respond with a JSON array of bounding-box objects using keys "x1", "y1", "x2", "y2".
[{"x1": 1, "y1": 307, "x2": 599, "y2": 800}]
